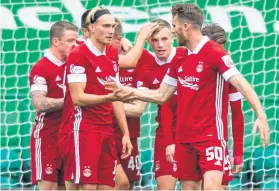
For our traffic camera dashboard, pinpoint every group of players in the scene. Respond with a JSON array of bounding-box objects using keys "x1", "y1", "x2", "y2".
[{"x1": 29, "y1": 3, "x2": 270, "y2": 190}]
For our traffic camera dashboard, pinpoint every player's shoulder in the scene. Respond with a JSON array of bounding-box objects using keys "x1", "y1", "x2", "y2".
[
  {"x1": 202, "y1": 40, "x2": 228, "y2": 57},
  {"x1": 105, "y1": 45, "x2": 119, "y2": 61},
  {"x1": 30, "y1": 56, "x2": 50, "y2": 72},
  {"x1": 175, "y1": 47, "x2": 188, "y2": 57},
  {"x1": 137, "y1": 49, "x2": 155, "y2": 68}
]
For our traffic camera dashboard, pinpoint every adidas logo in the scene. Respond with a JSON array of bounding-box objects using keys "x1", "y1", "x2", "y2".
[
  {"x1": 153, "y1": 78, "x2": 160, "y2": 84},
  {"x1": 95, "y1": 67, "x2": 101, "y2": 73},
  {"x1": 214, "y1": 160, "x2": 222, "y2": 166},
  {"x1": 178, "y1": 66, "x2": 183, "y2": 72},
  {"x1": 55, "y1": 76, "x2": 61, "y2": 81}
]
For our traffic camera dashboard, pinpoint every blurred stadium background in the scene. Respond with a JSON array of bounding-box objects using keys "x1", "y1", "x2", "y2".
[{"x1": 1, "y1": 0, "x2": 278, "y2": 190}]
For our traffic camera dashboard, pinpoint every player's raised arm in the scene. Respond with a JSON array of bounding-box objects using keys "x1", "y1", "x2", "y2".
[{"x1": 119, "y1": 23, "x2": 159, "y2": 69}]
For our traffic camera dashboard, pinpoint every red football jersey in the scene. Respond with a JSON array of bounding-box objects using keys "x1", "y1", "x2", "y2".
[
  {"x1": 114, "y1": 68, "x2": 140, "y2": 139},
  {"x1": 29, "y1": 50, "x2": 66, "y2": 138},
  {"x1": 163, "y1": 36, "x2": 240, "y2": 143},
  {"x1": 60, "y1": 39, "x2": 119, "y2": 134},
  {"x1": 136, "y1": 48, "x2": 186, "y2": 136}
]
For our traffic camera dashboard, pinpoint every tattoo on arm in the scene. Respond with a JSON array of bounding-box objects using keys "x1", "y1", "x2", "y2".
[{"x1": 32, "y1": 91, "x2": 64, "y2": 113}]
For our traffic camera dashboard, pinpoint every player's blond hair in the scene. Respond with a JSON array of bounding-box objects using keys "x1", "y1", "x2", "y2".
[
  {"x1": 86, "y1": 6, "x2": 108, "y2": 25},
  {"x1": 114, "y1": 18, "x2": 123, "y2": 37},
  {"x1": 151, "y1": 19, "x2": 171, "y2": 35}
]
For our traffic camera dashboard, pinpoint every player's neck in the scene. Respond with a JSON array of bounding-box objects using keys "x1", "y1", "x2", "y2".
[
  {"x1": 185, "y1": 31, "x2": 203, "y2": 52},
  {"x1": 49, "y1": 47, "x2": 66, "y2": 62},
  {"x1": 89, "y1": 37, "x2": 106, "y2": 53}
]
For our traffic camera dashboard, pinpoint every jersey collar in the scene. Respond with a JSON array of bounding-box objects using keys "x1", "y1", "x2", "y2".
[
  {"x1": 85, "y1": 39, "x2": 106, "y2": 56},
  {"x1": 154, "y1": 47, "x2": 176, "y2": 66},
  {"x1": 44, "y1": 49, "x2": 65, "y2": 66},
  {"x1": 187, "y1": 36, "x2": 210, "y2": 55}
]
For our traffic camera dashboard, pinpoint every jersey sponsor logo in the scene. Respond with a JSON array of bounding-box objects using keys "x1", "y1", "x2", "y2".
[
  {"x1": 221, "y1": 55, "x2": 234, "y2": 68},
  {"x1": 178, "y1": 76, "x2": 199, "y2": 90},
  {"x1": 127, "y1": 69, "x2": 134, "y2": 72},
  {"x1": 119, "y1": 76, "x2": 133, "y2": 86},
  {"x1": 55, "y1": 76, "x2": 61, "y2": 81},
  {"x1": 70, "y1": 64, "x2": 85, "y2": 74},
  {"x1": 33, "y1": 75, "x2": 47, "y2": 85},
  {"x1": 95, "y1": 66, "x2": 102, "y2": 73},
  {"x1": 97, "y1": 76, "x2": 113, "y2": 86},
  {"x1": 178, "y1": 66, "x2": 183, "y2": 72},
  {"x1": 137, "y1": 81, "x2": 143, "y2": 87},
  {"x1": 196, "y1": 61, "x2": 203, "y2": 73},
  {"x1": 152, "y1": 78, "x2": 160, "y2": 84}
]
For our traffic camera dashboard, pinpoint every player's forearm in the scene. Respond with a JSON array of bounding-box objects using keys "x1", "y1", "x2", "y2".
[
  {"x1": 119, "y1": 36, "x2": 146, "y2": 69},
  {"x1": 113, "y1": 101, "x2": 130, "y2": 136},
  {"x1": 231, "y1": 100, "x2": 244, "y2": 157},
  {"x1": 71, "y1": 92, "x2": 113, "y2": 107},
  {"x1": 229, "y1": 74, "x2": 266, "y2": 119},
  {"x1": 34, "y1": 97, "x2": 64, "y2": 113},
  {"x1": 124, "y1": 101, "x2": 147, "y2": 117}
]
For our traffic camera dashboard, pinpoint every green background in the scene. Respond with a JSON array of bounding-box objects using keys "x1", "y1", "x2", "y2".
[{"x1": 1, "y1": 0, "x2": 278, "y2": 189}]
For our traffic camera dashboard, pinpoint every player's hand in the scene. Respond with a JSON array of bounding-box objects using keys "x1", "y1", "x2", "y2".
[
  {"x1": 109, "y1": 89, "x2": 137, "y2": 103},
  {"x1": 252, "y1": 117, "x2": 270, "y2": 147},
  {"x1": 231, "y1": 156, "x2": 243, "y2": 174},
  {"x1": 137, "y1": 23, "x2": 159, "y2": 40},
  {"x1": 166, "y1": 144, "x2": 175, "y2": 164},
  {"x1": 121, "y1": 135, "x2": 133, "y2": 159},
  {"x1": 121, "y1": 38, "x2": 133, "y2": 54}
]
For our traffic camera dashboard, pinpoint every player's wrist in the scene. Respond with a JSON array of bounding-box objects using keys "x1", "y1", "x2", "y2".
[{"x1": 233, "y1": 155, "x2": 244, "y2": 165}]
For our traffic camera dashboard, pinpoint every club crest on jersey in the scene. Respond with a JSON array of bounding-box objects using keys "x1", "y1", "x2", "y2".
[
  {"x1": 173, "y1": 161, "x2": 178, "y2": 172},
  {"x1": 33, "y1": 75, "x2": 46, "y2": 85},
  {"x1": 196, "y1": 61, "x2": 203, "y2": 73},
  {"x1": 113, "y1": 64, "x2": 118, "y2": 72},
  {"x1": 83, "y1": 166, "x2": 92, "y2": 177},
  {"x1": 155, "y1": 161, "x2": 160, "y2": 171},
  {"x1": 45, "y1": 164, "x2": 53, "y2": 175},
  {"x1": 222, "y1": 55, "x2": 234, "y2": 68},
  {"x1": 70, "y1": 64, "x2": 85, "y2": 74}
]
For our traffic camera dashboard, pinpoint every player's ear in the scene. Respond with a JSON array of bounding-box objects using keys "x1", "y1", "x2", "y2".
[
  {"x1": 183, "y1": 23, "x2": 189, "y2": 32},
  {"x1": 52, "y1": 37, "x2": 59, "y2": 46},
  {"x1": 88, "y1": 23, "x2": 95, "y2": 33}
]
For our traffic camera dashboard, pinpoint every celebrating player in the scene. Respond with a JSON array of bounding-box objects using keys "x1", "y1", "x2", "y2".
[
  {"x1": 116, "y1": 18, "x2": 185, "y2": 190},
  {"x1": 58, "y1": 7, "x2": 133, "y2": 190},
  {"x1": 104, "y1": 4, "x2": 269, "y2": 190},
  {"x1": 201, "y1": 23, "x2": 245, "y2": 189},
  {"x1": 111, "y1": 18, "x2": 161, "y2": 189},
  {"x1": 29, "y1": 21, "x2": 78, "y2": 190}
]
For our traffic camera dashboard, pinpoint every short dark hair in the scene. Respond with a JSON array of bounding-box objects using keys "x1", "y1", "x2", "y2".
[
  {"x1": 201, "y1": 24, "x2": 227, "y2": 45},
  {"x1": 50, "y1": 21, "x2": 78, "y2": 44},
  {"x1": 171, "y1": 4, "x2": 204, "y2": 29},
  {"x1": 151, "y1": 19, "x2": 171, "y2": 35},
  {"x1": 114, "y1": 18, "x2": 123, "y2": 37},
  {"x1": 81, "y1": 10, "x2": 91, "y2": 28}
]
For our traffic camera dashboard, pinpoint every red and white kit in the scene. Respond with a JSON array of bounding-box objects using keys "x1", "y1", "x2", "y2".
[
  {"x1": 136, "y1": 48, "x2": 185, "y2": 178},
  {"x1": 163, "y1": 36, "x2": 240, "y2": 179},
  {"x1": 29, "y1": 50, "x2": 66, "y2": 185},
  {"x1": 59, "y1": 39, "x2": 120, "y2": 187}
]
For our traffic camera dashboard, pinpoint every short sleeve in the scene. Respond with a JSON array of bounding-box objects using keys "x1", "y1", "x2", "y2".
[
  {"x1": 213, "y1": 49, "x2": 239, "y2": 81},
  {"x1": 66, "y1": 51, "x2": 87, "y2": 83},
  {"x1": 229, "y1": 84, "x2": 243, "y2": 102},
  {"x1": 162, "y1": 58, "x2": 181, "y2": 87},
  {"x1": 29, "y1": 63, "x2": 48, "y2": 93}
]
